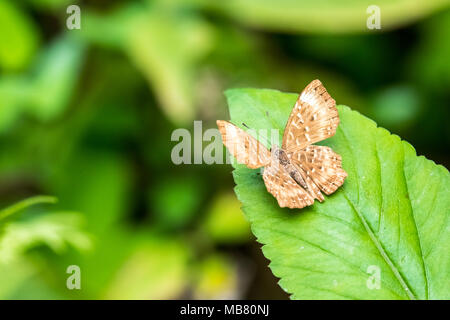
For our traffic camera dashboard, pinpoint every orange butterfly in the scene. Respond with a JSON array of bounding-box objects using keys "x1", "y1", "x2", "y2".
[{"x1": 217, "y1": 80, "x2": 347, "y2": 209}]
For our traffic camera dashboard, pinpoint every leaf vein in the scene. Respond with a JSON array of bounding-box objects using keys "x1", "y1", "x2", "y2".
[
  {"x1": 258, "y1": 225, "x2": 370, "y2": 278},
  {"x1": 340, "y1": 125, "x2": 415, "y2": 300}
]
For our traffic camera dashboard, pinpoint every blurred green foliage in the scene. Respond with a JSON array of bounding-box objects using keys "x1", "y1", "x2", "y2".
[
  {"x1": 0, "y1": 1, "x2": 39, "y2": 71},
  {"x1": 201, "y1": 0, "x2": 450, "y2": 33},
  {"x1": 0, "y1": 0, "x2": 449, "y2": 299}
]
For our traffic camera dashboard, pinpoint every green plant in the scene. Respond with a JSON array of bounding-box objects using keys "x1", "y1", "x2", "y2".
[
  {"x1": 0, "y1": 196, "x2": 56, "y2": 222},
  {"x1": 0, "y1": 196, "x2": 90, "y2": 298},
  {"x1": 226, "y1": 88, "x2": 450, "y2": 300}
]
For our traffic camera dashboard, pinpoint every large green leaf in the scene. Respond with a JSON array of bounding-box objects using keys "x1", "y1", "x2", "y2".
[{"x1": 225, "y1": 88, "x2": 450, "y2": 299}]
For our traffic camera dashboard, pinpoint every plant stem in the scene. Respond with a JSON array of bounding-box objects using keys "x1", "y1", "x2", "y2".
[{"x1": 0, "y1": 196, "x2": 58, "y2": 222}]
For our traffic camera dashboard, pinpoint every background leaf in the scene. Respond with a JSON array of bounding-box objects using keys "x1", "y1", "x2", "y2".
[
  {"x1": 83, "y1": 3, "x2": 214, "y2": 125},
  {"x1": 0, "y1": 197, "x2": 90, "y2": 299},
  {"x1": 27, "y1": 35, "x2": 85, "y2": 121},
  {"x1": 0, "y1": 212, "x2": 91, "y2": 263},
  {"x1": 226, "y1": 88, "x2": 450, "y2": 299},
  {"x1": 205, "y1": 0, "x2": 450, "y2": 33},
  {"x1": 0, "y1": 0, "x2": 39, "y2": 71},
  {"x1": 103, "y1": 237, "x2": 191, "y2": 299},
  {"x1": 202, "y1": 192, "x2": 251, "y2": 244},
  {"x1": 0, "y1": 195, "x2": 56, "y2": 221}
]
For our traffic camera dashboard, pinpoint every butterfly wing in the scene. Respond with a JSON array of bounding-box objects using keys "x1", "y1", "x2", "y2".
[
  {"x1": 262, "y1": 163, "x2": 315, "y2": 209},
  {"x1": 291, "y1": 162, "x2": 325, "y2": 202},
  {"x1": 217, "y1": 120, "x2": 271, "y2": 169},
  {"x1": 288, "y1": 145, "x2": 347, "y2": 195},
  {"x1": 282, "y1": 79, "x2": 339, "y2": 152}
]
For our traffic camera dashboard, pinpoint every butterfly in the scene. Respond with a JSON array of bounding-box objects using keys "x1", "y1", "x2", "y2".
[{"x1": 217, "y1": 80, "x2": 347, "y2": 209}]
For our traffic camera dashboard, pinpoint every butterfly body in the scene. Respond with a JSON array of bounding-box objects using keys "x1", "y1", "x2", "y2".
[
  {"x1": 218, "y1": 80, "x2": 347, "y2": 209},
  {"x1": 271, "y1": 145, "x2": 308, "y2": 190}
]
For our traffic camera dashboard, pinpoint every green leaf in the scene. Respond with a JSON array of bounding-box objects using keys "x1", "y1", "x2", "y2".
[
  {"x1": 0, "y1": 76, "x2": 32, "y2": 132},
  {"x1": 0, "y1": 1, "x2": 39, "y2": 71},
  {"x1": 28, "y1": 35, "x2": 86, "y2": 121},
  {"x1": 0, "y1": 196, "x2": 57, "y2": 222},
  {"x1": 225, "y1": 88, "x2": 450, "y2": 300},
  {"x1": 0, "y1": 35, "x2": 85, "y2": 133},
  {"x1": 0, "y1": 212, "x2": 91, "y2": 263}
]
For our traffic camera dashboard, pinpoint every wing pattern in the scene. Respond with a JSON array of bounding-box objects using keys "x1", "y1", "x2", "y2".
[
  {"x1": 217, "y1": 120, "x2": 271, "y2": 169},
  {"x1": 289, "y1": 145, "x2": 347, "y2": 196},
  {"x1": 282, "y1": 79, "x2": 339, "y2": 152},
  {"x1": 263, "y1": 163, "x2": 315, "y2": 209}
]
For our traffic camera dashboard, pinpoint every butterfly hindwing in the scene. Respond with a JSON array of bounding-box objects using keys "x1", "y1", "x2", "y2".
[
  {"x1": 288, "y1": 145, "x2": 347, "y2": 195},
  {"x1": 292, "y1": 163, "x2": 325, "y2": 202},
  {"x1": 262, "y1": 163, "x2": 315, "y2": 209},
  {"x1": 217, "y1": 120, "x2": 271, "y2": 169},
  {"x1": 282, "y1": 79, "x2": 339, "y2": 152}
]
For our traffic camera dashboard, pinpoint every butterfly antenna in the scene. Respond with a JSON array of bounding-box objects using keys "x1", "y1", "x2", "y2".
[{"x1": 242, "y1": 122, "x2": 271, "y2": 147}]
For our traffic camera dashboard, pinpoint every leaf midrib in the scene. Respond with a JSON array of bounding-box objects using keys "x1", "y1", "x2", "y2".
[
  {"x1": 258, "y1": 223, "x2": 405, "y2": 297},
  {"x1": 340, "y1": 126, "x2": 416, "y2": 300}
]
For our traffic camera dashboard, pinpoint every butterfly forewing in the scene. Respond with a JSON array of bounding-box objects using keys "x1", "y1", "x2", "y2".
[
  {"x1": 217, "y1": 120, "x2": 271, "y2": 169},
  {"x1": 282, "y1": 79, "x2": 339, "y2": 152}
]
